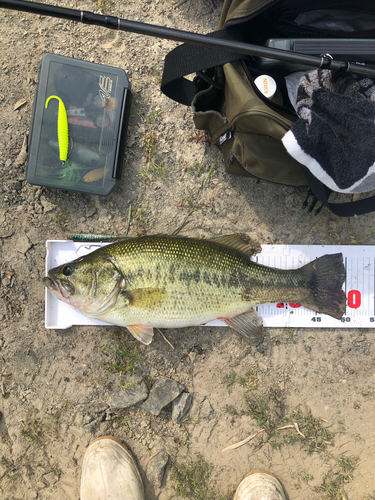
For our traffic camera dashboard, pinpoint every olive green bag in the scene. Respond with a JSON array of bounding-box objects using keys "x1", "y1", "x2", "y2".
[{"x1": 161, "y1": 0, "x2": 375, "y2": 216}]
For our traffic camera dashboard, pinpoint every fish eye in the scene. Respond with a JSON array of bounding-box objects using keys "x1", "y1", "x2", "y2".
[{"x1": 62, "y1": 265, "x2": 74, "y2": 277}]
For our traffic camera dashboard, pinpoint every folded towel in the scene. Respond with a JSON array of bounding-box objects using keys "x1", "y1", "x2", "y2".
[{"x1": 282, "y1": 69, "x2": 375, "y2": 194}]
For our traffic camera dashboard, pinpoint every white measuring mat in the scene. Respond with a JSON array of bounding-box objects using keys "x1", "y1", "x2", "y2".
[{"x1": 44, "y1": 241, "x2": 375, "y2": 329}]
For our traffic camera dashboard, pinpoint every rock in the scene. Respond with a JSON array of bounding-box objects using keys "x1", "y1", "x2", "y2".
[
  {"x1": 0, "y1": 411, "x2": 7, "y2": 437},
  {"x1": 76, "y1": 403, "x2": 109, "y2": 414},
  {"x1": 141, "y1": 377, "x2": 185, "y2": 416},
  {"x1": 43, "y1": 472, "x2": 59, "y2": 486},
  {"x1": 109, "y1": 376, "x2": 148, "y2": 411},
  {"x1": 85, "y1": 206, "x2": 97, "y2": 218},
  {"x1": 40, "y1": 196, "x2": 56, "y2": 213},
  {"x1": 82, "y1": 420, "x2": 98, "y2": 433},
  {"x1": 8, "y1": 180, "x2": 22, "y2": 191},
  {"x1": 146, "y1": 450, "x2": 169, "y2": 487},
  {"x1": 200, "y1": 399, "x2": 213, "y2": 419},
  {"x1": 172, "y1": 392, "x2": 192, "y2": 423},
  {"x1": 82, "y1": 415, "x2": 93, "y2": 424},
  {"x1": 188, "y1": 352, "x2": 196, "y2": 363}
]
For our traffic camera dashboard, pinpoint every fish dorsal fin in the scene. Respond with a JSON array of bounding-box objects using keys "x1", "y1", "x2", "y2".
[
  {"x1": 209, "y1": 234, "x2": 261, "y2": 258},
  {"x1": 121, "y1": 288, "x2": 167, "y2": 310},
  {"x1": 221, "y1": 308, "x2": 263, "y2": 342},
  {"x1": 127, "y1": 324, "x2": 154, "y2": 345}
]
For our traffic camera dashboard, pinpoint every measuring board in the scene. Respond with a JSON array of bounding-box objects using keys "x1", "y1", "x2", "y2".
[{"x1": 45, "y1": 241, "x2": 375, "y2": 329}]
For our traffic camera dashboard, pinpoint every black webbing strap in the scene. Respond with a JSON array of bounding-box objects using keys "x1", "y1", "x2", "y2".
[
  {"x1": 161, "y1": 29, "x2": 245, "y2": 106},
  {"x1": 301, "y1": 166, "x2": 375, "y2": 217}
]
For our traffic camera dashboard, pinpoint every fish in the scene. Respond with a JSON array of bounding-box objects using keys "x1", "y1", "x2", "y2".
[{"x1": 43, "y1": 235, "x2": 346, "y2": 345}]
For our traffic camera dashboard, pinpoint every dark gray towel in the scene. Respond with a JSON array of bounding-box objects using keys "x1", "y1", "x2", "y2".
[{"x1": 282, "y1": 69, "x2": 375, "y2": 194}]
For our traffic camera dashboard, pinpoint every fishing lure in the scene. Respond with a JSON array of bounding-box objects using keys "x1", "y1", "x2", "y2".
[
  {"x1": 83, "y1": 167, "x2": 110, "y2": 182},
  {"x1": 68, "y1": 234, "x2": 121, "y2": 242},
  {"x1": 45, "y1": 95, "x2": 69, "y2": 162}
]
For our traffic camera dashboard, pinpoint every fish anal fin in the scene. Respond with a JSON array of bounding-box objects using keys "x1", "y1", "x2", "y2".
[
  {"x1": 221, "y1": 308, "x2": 263, "y2": 342},
  {"x1": 121, "y1": 288, "x2": 167, "y2": 310},
  {"x1": 209, "y1": 234, "x2": 261, "y2": 258},
  {"x1": 127, "y1": 324, "x2": 154, "y2": 345}
]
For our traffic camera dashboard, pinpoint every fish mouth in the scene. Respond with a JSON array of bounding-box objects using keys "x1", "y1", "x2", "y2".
[
  {"x1": 43, "y1": 275, "x2": 74, "y2": 300},
  {"x1": 43, "y1": 276, "x2": 58, "y2": 292},
  {"x1": 43, "y1": 276, "x2": 66, "y2": 297}
]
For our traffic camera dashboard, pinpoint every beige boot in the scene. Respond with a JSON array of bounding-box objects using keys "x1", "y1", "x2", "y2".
[
  {"x1": 80, "y1": 436, "x2": 144, "y2": 500},
  {"x1": 233, "y1": 470, "x2": 287, "y2": 500}
]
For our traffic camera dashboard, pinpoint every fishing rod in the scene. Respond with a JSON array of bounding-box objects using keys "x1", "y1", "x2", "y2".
[{"x1": 1, "y1": 0, "x2": 375, "y2": 78}]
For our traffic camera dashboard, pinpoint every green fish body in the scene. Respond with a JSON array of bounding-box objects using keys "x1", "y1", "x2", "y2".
[{"x1": 43, "y1": 235, "x2": 346, "y2": 344}]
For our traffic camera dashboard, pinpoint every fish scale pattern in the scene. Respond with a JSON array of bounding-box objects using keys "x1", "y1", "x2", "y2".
[{"x1": 99, "y1": 236, "x2": 303, "y2": 327}]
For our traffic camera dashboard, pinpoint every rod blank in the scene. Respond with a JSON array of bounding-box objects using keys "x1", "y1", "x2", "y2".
[{"x1": 1, "y1": 0, "x2": 375, "y2": 77}]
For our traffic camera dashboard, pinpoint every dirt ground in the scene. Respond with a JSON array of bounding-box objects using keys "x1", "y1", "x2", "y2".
[{"x1": 0, "y1": 1, "x2": 375, "y2": 499}]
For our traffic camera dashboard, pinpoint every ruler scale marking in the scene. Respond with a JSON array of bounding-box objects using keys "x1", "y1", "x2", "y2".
[{"x1": 45, "y1": 242, "x2": 375, "y2": 329}]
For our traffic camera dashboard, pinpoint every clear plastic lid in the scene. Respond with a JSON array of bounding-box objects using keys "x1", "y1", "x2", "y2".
[{"x1": 27, "y1": 53, "x2": 131, "y2": 195}]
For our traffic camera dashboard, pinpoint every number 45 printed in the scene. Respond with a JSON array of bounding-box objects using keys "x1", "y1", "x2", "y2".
[
  {"x1": 277, "y1": 289, "x2": 363, "y2": 323},
  {"x1": 276, "y1": 289, "x2": 362, "y2": 311}
]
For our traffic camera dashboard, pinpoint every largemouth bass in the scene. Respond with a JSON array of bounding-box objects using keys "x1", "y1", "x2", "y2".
[{"x1": 43, "y1": 235, "x2": 346, "y2": 345}]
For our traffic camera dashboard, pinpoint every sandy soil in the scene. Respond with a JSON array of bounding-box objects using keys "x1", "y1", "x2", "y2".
[{"x1": 0, "y1": 1, "x2": 375, "y2": 499}]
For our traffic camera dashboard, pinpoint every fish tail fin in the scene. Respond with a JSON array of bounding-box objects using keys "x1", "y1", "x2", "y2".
[{"x1": 300, "y1": 253, "x2": 346, "y2": 320}]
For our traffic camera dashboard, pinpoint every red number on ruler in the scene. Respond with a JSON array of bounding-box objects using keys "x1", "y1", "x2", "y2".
[
  {"x1": 276, "y1": 303, "x2": 301, "y2": 308},
  {"x1": 276, "y1": 291, "x2": 362, "y2": 311},
  {"x1": 347, "y1": 290, "x2": 361, "y2": 309}
]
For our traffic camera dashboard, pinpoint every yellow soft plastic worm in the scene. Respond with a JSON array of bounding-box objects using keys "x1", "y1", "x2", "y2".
[{"x1": 45, "y1": 95, "x2": 69, "y2": 162}]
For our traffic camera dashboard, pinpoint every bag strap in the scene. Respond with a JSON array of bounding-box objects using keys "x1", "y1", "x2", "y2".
[
  {"x1": 161, "y1": 29, "x2": 244, "y2": 106},
  {"x1": 302, "y1": 167, "x2": 375, "y2": 217}
]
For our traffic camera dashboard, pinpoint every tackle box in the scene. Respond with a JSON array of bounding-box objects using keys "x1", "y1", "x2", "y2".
[{"x1": 27, "y1": 53, "x2": 131, "y2": 195}]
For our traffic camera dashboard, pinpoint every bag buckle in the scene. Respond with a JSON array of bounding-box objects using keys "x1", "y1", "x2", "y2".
[{"x1": 302, "y1": 189, "x2": 324, "y2": 215}]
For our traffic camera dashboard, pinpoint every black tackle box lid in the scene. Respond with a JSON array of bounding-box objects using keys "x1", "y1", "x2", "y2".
[{"x1": 27, "y1": 53, "x2": 131, "y2": 195}]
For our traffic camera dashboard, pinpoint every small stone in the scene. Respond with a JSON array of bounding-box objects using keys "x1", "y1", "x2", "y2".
[
  {"x1": 83, "y1": 415, "x2": 93, "y2": 424},
  {"x1": 82, "y1": 420, "x2": 98, "y2": 433},
  {"x1": 36, "y1": 481, "x2": 46, "y2": 489},
  {"x1": 188, "y1": 352, "x2": 196, "y2": 363},
  {"x1": 172, "y1": 393, "x2": 192, "y2": 423},
  {"x1": 5, "y1": 159, "x2": 12, "y2": 168},
  {"x1": 305, "y1": 345, "x2": 312, "y2": 353},
  {"x1": 86, "y1": 206, "x2": 97, "y2": 218},
  {"x1": 76, "y1": 403, "x2": 109, "y2": 414},
  {"x1": 8, "y1": 180, "x2": 22, "y2": 191},
  {"x1": 43, "y1": 472, "x2": 59, "y2": 486},
  {"x1": 109, "y1": 376, "x2": 148, "y2": 411},
  {"x1": 200, "y1": 399, "x2": 213, "y2": 419},
  {"x1": 141, "y1": 377, "x2": 185, "y2": 416},
  {"x1": 146, "y1": 450, "x2": 169, "y2": 487},
  {"x1": 142, "y1": 377, "x2": 185, "y2": 415},
  {"x1": 40, "y1": 196, "x2": 56, "y2": 213}
]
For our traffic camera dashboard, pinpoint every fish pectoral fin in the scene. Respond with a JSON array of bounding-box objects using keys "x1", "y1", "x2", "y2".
[
  {"x1": 121, "y1": 288, "x2": 167, "y2": 310},
  {"x1": 127, "y1": 324, "x2": 154, "y2": 345},
  {"x1": 208, "y1": 234, "x2": 261, "y2": 258},
  {"x1": 221, "y1": 308, "x2": 263, "y2": 341}
]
